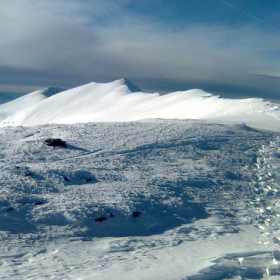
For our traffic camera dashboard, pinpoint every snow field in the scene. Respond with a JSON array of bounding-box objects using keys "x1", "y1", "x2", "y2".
[
  {"x1": 1, "y1": 79, "x2": 280, "y2": 279},
  {"x1": 0, "y1": 120, "x2": 280, "y2": 279}
]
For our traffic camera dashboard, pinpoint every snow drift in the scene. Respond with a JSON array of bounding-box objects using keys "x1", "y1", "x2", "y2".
[
  {"x1": 0, "y1": 79, "x2": 279, "y2": 132},
  {"x1": 1, "y1": 78, "x2": 280, "y2": 279},
  {"x1": 0, "y1": 87, "x2": 65, "y2": 122},
  {"x1": 0, "y1": 120, "x2": 280, "y2": 279}
]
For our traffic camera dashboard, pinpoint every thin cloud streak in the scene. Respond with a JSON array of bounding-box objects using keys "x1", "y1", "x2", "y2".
[
  {"x1": 218, "y1": 0, "x2": 280, "y2": 32},
  {"x1": 0, "y1": 0, "x2": 279, "y2": 99}
]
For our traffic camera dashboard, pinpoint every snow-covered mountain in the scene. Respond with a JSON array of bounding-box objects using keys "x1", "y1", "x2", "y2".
[
  {"x1": 0, "y1": 79, "x2": 279, "y2": 132},
  {"x1": 0, "y1": 79, "x2": 280, "y2": 279},
  {"x1": 0, "y1": 86, "x2": 65, "y2": 122}
]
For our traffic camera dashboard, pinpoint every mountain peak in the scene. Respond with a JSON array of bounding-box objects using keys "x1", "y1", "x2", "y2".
[
  {"x1": 38, "y1": 86, "x2": 66, "y2": 98},
  {"x1": 118, "y1": 78, "x2": 143, "y2": 93},
  {"x1": 1, "y1": 79, "x2": 280, "y2": 132}
]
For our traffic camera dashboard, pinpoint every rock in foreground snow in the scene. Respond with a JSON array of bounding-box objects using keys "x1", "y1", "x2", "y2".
[{"x1": 0, "y1": 120, "x2": 280, "y2": 279}]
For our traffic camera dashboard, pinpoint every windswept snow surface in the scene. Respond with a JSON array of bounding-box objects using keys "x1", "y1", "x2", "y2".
[
  {"x1": 1, "y1": 79, "x2": 280, "y2": 279},
  {"x1": 0, "y1": 120, "x2": 280, "y2": 279},
  {"x1": 0, "y1": 79, "x2": 279, "y2": 132},
  {"x1": 0, "y1": 87, "x2": 65, "y2": 122}
]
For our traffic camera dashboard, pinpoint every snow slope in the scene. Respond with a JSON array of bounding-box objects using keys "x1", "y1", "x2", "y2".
[
  {"x1": 0, "y1": 87, "x2": 65, "y2": 122},
  {"x1": 0, "y1": 79, "x2": 279, "y2": 132},
  {"x1": 0, "y1": 120, "x2": 280, "y2": 279},
  {"x1": 1, "y1": 79, "x2": 280, "y2": 279}
]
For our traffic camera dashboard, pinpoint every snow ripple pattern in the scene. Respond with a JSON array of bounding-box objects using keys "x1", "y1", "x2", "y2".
[{"x1": 0, "y1": 120, "x2": 280, "y2": 279}]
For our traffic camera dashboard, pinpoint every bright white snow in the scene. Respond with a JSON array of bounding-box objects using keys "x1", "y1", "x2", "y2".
[
  {"x1": 0, "y1": 79, "x2": 279, "y2": 132},
  {"x1": 0, "y1": 79, "x2": 280, "y2": 279},
  {"x1": 0, "y1": 87, "x2": 65, "y2": 123}
]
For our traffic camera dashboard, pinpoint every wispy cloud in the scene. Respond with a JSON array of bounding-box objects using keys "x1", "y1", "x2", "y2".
[
  {"x1": 0, "y1": 0, "x2": 279, "y2": 99},
  {"x1": 217, "y1": 0, "x2": 280, "y2": 32}
]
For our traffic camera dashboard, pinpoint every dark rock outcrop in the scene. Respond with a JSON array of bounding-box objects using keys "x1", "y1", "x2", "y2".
[{"x1": 44, "y1": 138, "x2": 67, "y2": 148}]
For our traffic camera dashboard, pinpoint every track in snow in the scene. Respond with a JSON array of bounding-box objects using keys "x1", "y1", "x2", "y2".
[{"x1": 0, "y1": 120, "x2": 280, "y2": 279}]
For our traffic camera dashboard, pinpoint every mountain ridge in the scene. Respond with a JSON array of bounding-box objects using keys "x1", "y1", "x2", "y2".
[
  {"x1": 0, "y1": 86, "x2": 65, "y2": 122},
  {"x1": 0, "y1": 79, "x2": 279, "y2": 132}
]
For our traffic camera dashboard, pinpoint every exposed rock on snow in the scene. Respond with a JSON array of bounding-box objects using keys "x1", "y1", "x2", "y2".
[
  {"x1": 0, "y1": 79, "x2": 280, "y2": 279},
  {"x1": 133, "y1": 211, "x2": 141, "y2": 218},
  {"x1": 0, "y1": 120, "x2": 279, "y2": 279},
  {"x1": 95, "y1": 216, "x2": 107, "y2": 222},
  {"x1": 72, "y1": 170, "x2": 98, "y2": 184},
  {"x1": 44, "y1": 138, "x2": 67, "y2": 147}
]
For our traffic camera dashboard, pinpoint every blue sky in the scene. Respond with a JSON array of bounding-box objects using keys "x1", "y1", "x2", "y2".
[{"x1": 0, "y1": 0, "x2": 280, "y2": 99}]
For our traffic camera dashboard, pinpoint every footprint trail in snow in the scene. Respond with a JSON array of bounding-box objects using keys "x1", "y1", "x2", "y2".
[{"x1": 0, "y1": 120, "x2": 280, "y2": 279}]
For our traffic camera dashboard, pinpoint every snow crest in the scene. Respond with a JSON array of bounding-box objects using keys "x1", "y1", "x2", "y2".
[
  {"x1": 0, "y1": 79, "x2": 279, "y2": 132},
  {"x1": 1, "y1": 79, "x2": 280, "y2": 279},
  {"x1": 0, "y1": 87, "x2": 65, "y2": 122}
]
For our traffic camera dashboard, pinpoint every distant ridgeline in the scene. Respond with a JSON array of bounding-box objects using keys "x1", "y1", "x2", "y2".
[{"x1": 0, "y1": 79, "x2": 279, "y2": 132}]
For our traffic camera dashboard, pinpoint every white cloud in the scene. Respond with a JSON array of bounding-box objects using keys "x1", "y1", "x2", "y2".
[
  {"x1": 0, "y1": 84, "x2": 45, "y2": 93},
  {"x1": 0, "y1": 0, "x2": 279, "y2": 98}
]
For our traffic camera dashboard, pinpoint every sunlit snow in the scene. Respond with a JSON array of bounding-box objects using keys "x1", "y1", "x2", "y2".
[
  {"x1": 0, "y1": 79, "x2": 279, "y2": 132},
  {"x1": 0, "y1": 87, "x2": 65, "y2": 123},
  {"x1": 0, "y1": 79, "x2": 280, "y2": 279}
]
